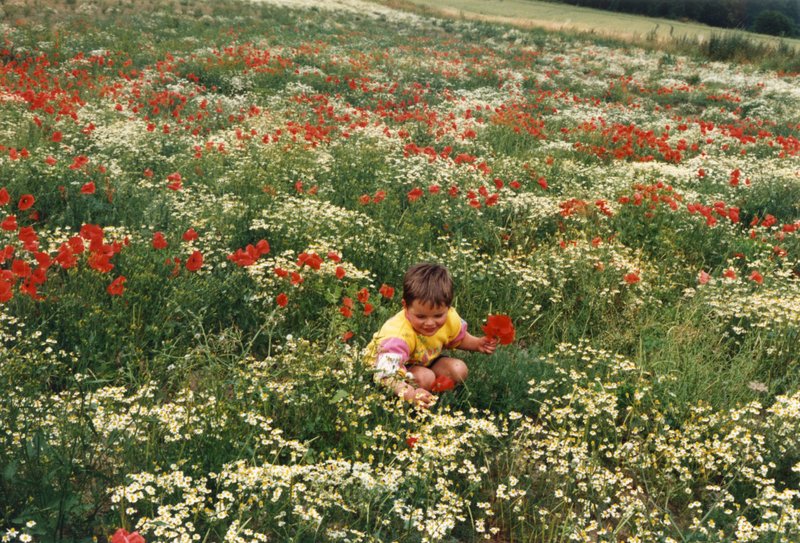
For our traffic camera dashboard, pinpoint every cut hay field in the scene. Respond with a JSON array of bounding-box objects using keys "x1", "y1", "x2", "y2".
[
  {"x1": 0, "y1": 0, "x2": 799, "y2": 541},
  {"x1": 393, "y1": 0, "x2": 800, "y2": 50}
]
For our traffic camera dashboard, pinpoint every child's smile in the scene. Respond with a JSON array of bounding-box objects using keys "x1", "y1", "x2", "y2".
[{"x1": 404, "y1": 300, "x2": 449, "y2": 336}]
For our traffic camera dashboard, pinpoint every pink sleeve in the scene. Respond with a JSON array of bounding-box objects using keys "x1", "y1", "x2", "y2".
[
  {"x1": 378, "y1": 337, "x2": 410, "y2": 360},
  {"x1": 445, "y1": 319, "x2": 468, "y2": 349},
  {"x1": 374, "y1": 337, "x2": 410, "y2": 379}
]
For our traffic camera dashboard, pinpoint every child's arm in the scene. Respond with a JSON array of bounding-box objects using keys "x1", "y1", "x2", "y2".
[
  {"x1": 374, "y1": 339, "x2": 435, "y2": 408},
  {"x1": 457, "y1": 332, "x2": 497, "y2": 354}
]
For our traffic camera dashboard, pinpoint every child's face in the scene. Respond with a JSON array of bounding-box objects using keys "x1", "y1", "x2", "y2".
[{"x1": 404, "y1": 299, "x2": 449, "y2": 337}]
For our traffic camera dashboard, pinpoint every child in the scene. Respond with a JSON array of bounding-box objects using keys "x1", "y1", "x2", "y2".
[{"x1": 367, "y1": 262, "x2": 496, "y2": 408}]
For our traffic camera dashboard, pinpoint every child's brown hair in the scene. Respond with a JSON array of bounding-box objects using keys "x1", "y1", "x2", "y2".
[{"x1": 402, "y1": 263, "x2": 453, "y2": 308}]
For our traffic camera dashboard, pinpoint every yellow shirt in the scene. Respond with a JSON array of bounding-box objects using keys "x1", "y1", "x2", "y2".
[{"x1": 367, "y1": 307, "x2": 467, "y2": 379}]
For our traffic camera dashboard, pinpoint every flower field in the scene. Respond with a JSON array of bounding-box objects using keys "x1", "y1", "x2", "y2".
[{"x1": 1, "y1": 0, "x2": 799, "y2": 541}]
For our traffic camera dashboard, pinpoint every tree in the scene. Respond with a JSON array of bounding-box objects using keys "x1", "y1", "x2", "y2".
[{"x1": 753, "y1": 9, "x2": 796, "y2": 35}]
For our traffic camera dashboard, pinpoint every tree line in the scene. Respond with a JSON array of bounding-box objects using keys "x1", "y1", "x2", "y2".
[{"x1": 539, "y1": 0, "x2": 799, "y2": 36}]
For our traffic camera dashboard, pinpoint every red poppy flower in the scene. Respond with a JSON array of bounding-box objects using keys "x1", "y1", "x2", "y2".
[
  {"x1": 18, "y1": 226, "x2": 38, "y2": 251},
  {"x1": 358, "y1": 194, "x2": 371, "y2": 205},
  {"x1": 107, "y1": 276, "x2": 126, "y2": 296},
  {"x1": 406, "y1": 436, "x2": 419, "y2": 448},
  {"x1": 297, "y1": 252, "x2": 323, "y2": 270},
  {"x1": 11, "y1": 259, "x2": 31, "y2": 278},
  {"x1": 274, "y1": 267, "x2": 289, "y2": 278},
  {"x1": 228, "y1": 248, "x2": 256, "y2": 267},
  {"x1": 55, "y1": 244, "x2": 77, "y2": 269},
  {"x1": 88, "y1": 251, "x2": 114, "y2": 273},
  {"x1": 749, "y1": 270, "x2": 763, "y2": 284},
  {"x1": 373, "y1": 190, "x2": 386, "y2": 203},
  {"x1": 30, "y1": 266, "x2": 47, "y2": 285},
  {"x1": 19, "y1": 279, "x2": 42, "y2": 301},
  {"x1": 0, "y1": 278, "x2": 12, "y2": 303},
  {"x1": 537, "y1": 177, "x2": 548, "y2": 190},
  {"x1": 341, "y1": 331, "x2": 354, "y2": 342},
  {"x1": 407, "y1": 187, "x2": 423, "y2": 202},
  {"x1": 255, "y1": 239, "x2": 270, "y2": 256},
  {"x1": 379, "y1": 283, "x2": 394, "y2": 299},
  {"x1": 0, "y1": 245, "x2": 14, "y2": 264},
  {"x1": 335, "y1": 266, "x2": 346, "y2": 280},
  {"x1": 69, "y1": 155, "x2": 89, "y2": 170},
  {"x1": 80, "y1": 223, "x2": 104, "y2": 241},
  {"x1": 276, "y1": 293, "x2": 288, "y2": 307},
  {"x1": 18, "y1": 194, "x2": 35, "y2": 211},
  {"x1": 182, "y1": 228, "x2": 198, "y2": 242},
  {"x1": 186, "y1": 250, "x2": 203, "y2": 271},
  {"x1": 327, "y1": 251, "x2": 341, "y2": 262},
  {"x1": 339, "y1": 306, "x2": 353, "y2": 318},
  {"x1": 152, "y1": 232, "x2": 168, "y2": 250},
  {"x1": 111, "y1": 528, "x2": 145, "y2": 543},
  {"x1": 291, "y1": 271, "x2": 303, "y2": 285},
  {"x1": 482, "y1": 314, "x2": 515, "y2": 345},
  {"x1": 357, "y1": 288, "x2": 370, "y2": 304},
  {"x1": 1, "y1": 215, "x2": 18, "y2": 232},
  {"x1": 698, "y1": 270, "x2": 710, "y2": 285},
  {"x1": 430, "y1": 375, "x2": 455, "y2": 393},
  {"x1": 81, "y1": 181, "x2": 96, "y2": 194},
  {"x1": 0, "y1": 187, "x2": 8, "y2": 206},
  {"x1": 723, "y1": 268, "x2": 737, "y2": 280},
  {"x1": 363, "y1": 303, "x2": 373, "y2": 316},
  {"x1": 624, "y1": 272, "x2": 640, "y2": 284},
  {"x1": 52, "y1": 131, "x2": 63, "y2": 143},
  {"x1": 35, "y1": 252, "x2": 52, "y2": 269},
  {"x1": 68, "y1": 236, "x2": 85, "y2": 254}
]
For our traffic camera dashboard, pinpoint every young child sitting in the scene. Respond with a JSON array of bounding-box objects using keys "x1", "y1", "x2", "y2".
[{"x1": 367, "y1": 262, "x2": 496, "y2": 408}]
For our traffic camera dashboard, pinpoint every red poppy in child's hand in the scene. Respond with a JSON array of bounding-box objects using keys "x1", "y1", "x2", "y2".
[
  {"x1": 430, "y1": 375, "x2": 455, "y2": 393},
  {"x1": 482, "y1": 314, "x2": 515, "y2": 345}
]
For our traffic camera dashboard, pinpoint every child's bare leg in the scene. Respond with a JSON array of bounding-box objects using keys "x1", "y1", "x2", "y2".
[
  {"x1": 407, "y1": 365, "x2": 436, "y2": 391},
  {"x1": 430, "y1": 356, "x2": 469, "y2": 384}
]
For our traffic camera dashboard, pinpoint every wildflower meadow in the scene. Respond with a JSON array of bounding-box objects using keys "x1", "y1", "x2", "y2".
[{"x1": 1, "y1": 0, "x2": 799, "y2": 541}]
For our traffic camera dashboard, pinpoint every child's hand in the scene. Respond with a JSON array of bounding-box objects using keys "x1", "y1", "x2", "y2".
[
  {"x1": 477, "y1": 336, "x2": 498, "y2": 354},
  {"x1": 403, "y1": 386, "x2": 435, "y2": 408}
]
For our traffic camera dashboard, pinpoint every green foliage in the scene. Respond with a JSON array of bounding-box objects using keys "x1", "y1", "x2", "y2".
[{"x1": 754, "y1": 9, "x2": 797, "y2": 37}]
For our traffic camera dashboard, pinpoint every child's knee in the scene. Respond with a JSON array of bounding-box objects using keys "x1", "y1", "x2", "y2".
[{"x1": 450, "y1": 359, "x2": 468, "y2": 383}]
